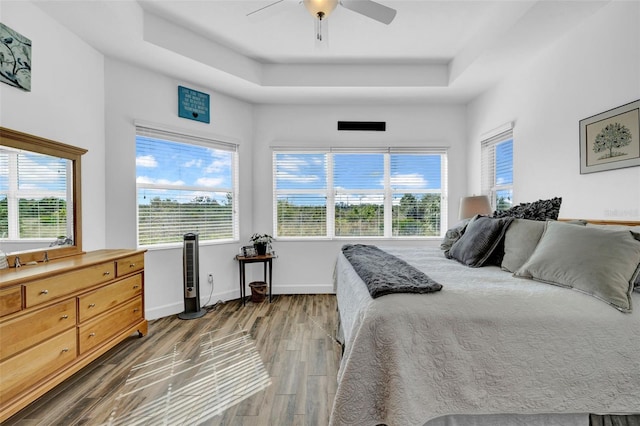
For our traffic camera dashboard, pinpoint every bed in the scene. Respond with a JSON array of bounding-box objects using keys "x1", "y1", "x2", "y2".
[{"x1": 330, "y1": 219, "x2": 640, "y2": 426}]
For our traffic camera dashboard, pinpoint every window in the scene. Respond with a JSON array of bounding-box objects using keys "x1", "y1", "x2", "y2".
[
  {"x1": 135, "y1": 126, "x2": 238, "y2": 246},
  {"x1": 0, "y1": 147, "x2": 71, "y2": 240},
  {"x1": 390, "y1": 153, "x2": 444, "y2": 236},
  {"x1": 274, "y1": 148, "x2": 447, "y2": 239},
  {"x1": 481, "y1": 128, "x2": 513, "y2": 211}
]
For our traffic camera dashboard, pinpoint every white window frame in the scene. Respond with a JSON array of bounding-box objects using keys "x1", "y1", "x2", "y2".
[
  {"x1": 135, "y1": 125, "x2": 239, "y2": 248},
  {"x1": 273, "y1": 147, "x2": 448, "y2": 240}
]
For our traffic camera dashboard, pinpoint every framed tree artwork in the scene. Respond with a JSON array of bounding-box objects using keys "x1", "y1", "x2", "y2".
[{"x1": 580, "y1": 100, "x2": 640, "y2": 174}]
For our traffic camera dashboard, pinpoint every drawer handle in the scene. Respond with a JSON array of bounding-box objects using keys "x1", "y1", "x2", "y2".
[
  {"x1": 129, "y1": 263, "x2": 136, "y2": 268},
  {"x1": 133, "y1": 308, "x2": 140, "y2": 312},
  {"x1": 61, "y1": 314, "x2": 69, "y2": 320},
  {"x1": 40, "y1": 290, "x2": 49, "y2": 295},
  {"x1": 88, "y1": 303, "x2": 96, "y2": 308},
  {"x1": 89, "y1": 333, "x2": 96, "y2": 337},
  {"x1": 61, "y1": 348, "x2": 69, "y2": 353},
  {"x1": 133, "y1": 285, "x2": 140, "y2": 289},
  {"x1": 103, "y1": 271, "x2": 111, "y2": 276}
]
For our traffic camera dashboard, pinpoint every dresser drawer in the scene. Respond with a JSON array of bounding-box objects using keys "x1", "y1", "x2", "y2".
[
  {"x1": 78, "y1": 296, "x2": 143, "y2": 354},
  {"x1": 0, "y1": 299, "x2": 76, "y2": 361},
  {"x1": 78, "y1": 274, "x2": 142, "y2": 322},
  {"x1": 0, "y1": 286, "x2": 22, "y2": 317},
  {"x1": 24, "y1": 262, "x2": 116, "y2": 308},
  {"x1": 0, "y1": 328, "x2": 76, "y2": 405},
  {"x1": 116, "y1": 253, "x2": 144, "y2": 277}
]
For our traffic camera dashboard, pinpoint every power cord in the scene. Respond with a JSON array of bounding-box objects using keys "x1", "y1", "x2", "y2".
[
  {"x1": 201, "y1": 274, "x2": 225, "y2": 312},
  {"x1": 205, "y1": 300, "x2": 225, "y2": 312}
]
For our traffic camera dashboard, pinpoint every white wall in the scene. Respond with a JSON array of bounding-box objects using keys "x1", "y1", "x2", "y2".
[
  {"x1": 0, "y1": 1, "x2": 106, "y2": 252},
  {"x1": 104, "y1": 59, "x2": 254, "y2": 319},
  {"x1": 9, "y1": 0, "x2": 636, "y2": 321},
  {"x1": 0, "y1": 2, "x2": 466, "y2": 320},
  {"x1": 467, "y1": 1, "x2": 640, "y2": 221},
  {"x1": 252, "y1": 103, "x2": 467, "y2": 293}
]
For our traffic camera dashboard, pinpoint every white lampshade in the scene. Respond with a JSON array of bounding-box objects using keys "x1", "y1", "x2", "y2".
[
  {"x1": 303, "y1": 0, "x2": 338, "y2": 18},
  {"x1": 459, "y1": 195, "x2": 492, "y2": 220}
]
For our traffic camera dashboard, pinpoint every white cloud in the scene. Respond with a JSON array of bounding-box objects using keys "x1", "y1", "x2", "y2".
[
  {"x1": 276, "y1": 171, "x2": 319, "y2": 183},
  {"x1": 196, "y1": 177, "x2": 224, "y2": 187},
  {"x1": 136, "y1": 155, "x2": 158, "y2": 168},
  {"x1": 12, "y1": 155, "x2": 66, "y2": 190},
  {"x1": 184, "y1": 158, "x2": 202, "y2": 168},
  {"x1": 390, "y1": 173, "x2": 428, "y2": 188},
  {"x1": 204, "y1": 158, "x2": 231, "y2": 174}
]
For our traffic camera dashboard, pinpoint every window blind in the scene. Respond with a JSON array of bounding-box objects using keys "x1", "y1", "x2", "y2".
[
  {"x1": 0, "y1": 147, "x2": 70, "y2": 240},
  {"x1": 481, "y1": 128, "x2": 514, "y2": 210},
  {"x1": 135, "y1": 126, "x2": 238, "y2": 246},
  {"x1": 273, "y1": 148, "x2": 447, "y2": 238},
  {"x1": 0, "y1": 151, "x2": 8, "y2": 238},
  {"x1": 273, "y1": 152, "x2": 328, "y2": 237},
  {"x1": 334, "y1": 153, "x2": 385, "y2": 237},
  {"x1": 390, "y1": 152, "x2": 445, "y2": 237}
]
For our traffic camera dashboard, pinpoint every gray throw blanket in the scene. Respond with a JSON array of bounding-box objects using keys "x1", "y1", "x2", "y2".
[{"x1": 341, "y1": 244, "x2": 442, "y2": 298}]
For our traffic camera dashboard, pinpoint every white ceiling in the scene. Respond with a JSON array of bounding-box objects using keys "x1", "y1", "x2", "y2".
[{"x1": 34, "y1": 0, "x2": 609, "y2": 104}]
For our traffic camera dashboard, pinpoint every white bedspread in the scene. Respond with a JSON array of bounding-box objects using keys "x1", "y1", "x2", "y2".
[{"x1": 331, "y1": 246, "x2": 640, "y2": 426}]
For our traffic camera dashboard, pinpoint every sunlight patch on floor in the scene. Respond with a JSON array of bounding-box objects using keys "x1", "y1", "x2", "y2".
[{"x1": 104, "y1": 325, "x2": 271, "y2": 425}]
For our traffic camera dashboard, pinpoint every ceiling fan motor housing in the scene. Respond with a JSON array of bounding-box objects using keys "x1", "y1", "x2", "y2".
[{"x1": 303, "y1": 0, "x2": 339, "y2": 19}]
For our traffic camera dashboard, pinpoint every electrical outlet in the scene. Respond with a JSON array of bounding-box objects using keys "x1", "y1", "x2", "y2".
[{"x1": 208, "y1": 273, "x2": 214, "y2": 285}]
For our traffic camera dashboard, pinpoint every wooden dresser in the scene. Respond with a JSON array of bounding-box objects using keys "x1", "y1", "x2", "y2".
[{"x1": 0, "y1": 249, "x2": 147, "y2": 422}]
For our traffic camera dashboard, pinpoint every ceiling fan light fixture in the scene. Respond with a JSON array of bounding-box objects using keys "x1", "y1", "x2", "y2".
[{"x1": 303, "y1": 0, "x2": 338, "y2": 19}]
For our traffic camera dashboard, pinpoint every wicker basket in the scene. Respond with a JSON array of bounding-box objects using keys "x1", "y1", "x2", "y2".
[{"x1": 249, "y1": 281, "x2": 267, "y2": 303}]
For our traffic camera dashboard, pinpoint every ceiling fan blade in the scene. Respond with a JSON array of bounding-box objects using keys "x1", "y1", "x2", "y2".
[
  {"x1": 340, "y1": 0, "x2": 396, "y2": 24},
  {"x1": 246, "y1": 0, "x2": 286, "y2": 17}
]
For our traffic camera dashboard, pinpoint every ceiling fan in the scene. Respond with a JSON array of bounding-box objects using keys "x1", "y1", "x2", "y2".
[{"x1": 247, "y1": 0, "x2": 397, "y2": 42}]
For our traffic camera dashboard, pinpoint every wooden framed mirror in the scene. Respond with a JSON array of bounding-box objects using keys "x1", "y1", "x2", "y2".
[{"x1": 0, "y1": 127, "x2": 87, "y2": 266}]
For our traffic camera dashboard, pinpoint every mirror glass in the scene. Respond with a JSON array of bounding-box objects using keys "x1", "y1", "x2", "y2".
[{"x1": 0, "y1": 127, "x2": 86, "y2": 264}]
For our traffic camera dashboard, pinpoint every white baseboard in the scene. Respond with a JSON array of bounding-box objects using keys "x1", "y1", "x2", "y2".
[
  {"x1": 146, "y1": 302, "x2": 183, "y2": 321},
  {"x1": 274, "y1": 284, "x2": 334, "y2": 294},
  {"x1": 145, "y1": 285, "x2": 334, "y2": 320}
]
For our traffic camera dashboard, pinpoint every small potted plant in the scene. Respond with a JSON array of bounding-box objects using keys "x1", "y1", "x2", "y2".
[{"x1": 250, "y1": 233, "x2": 272, "y2": 256}]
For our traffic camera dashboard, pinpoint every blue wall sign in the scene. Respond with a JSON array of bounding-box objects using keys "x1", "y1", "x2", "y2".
[{"x1": 178, "y1": 86, "x2": 210, "y2": 123}]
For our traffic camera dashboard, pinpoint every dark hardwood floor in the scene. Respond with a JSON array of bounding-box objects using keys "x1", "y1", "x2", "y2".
[{"x1": 4, "y1": 294, "x2": 342, "y2": 426}]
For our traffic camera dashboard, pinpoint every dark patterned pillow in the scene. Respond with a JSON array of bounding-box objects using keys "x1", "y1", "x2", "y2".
[
  {"x1": 493, "y1": 197, "x2": 562, "y2": 221},
  {"x1": 447, "y1": 216, "x2": 514, "y2": 267}
]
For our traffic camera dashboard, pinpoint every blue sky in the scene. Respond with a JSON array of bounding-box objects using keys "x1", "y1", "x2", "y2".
[
  {"x1": 495, "y1": 140, "x2": 513, "y2": 186},
  {"x1": 275, "y1": 153, "x2": 442, "y2": 191},
  {"x1": 0, "y1": 150, "x2": 67, "y2": 193},
  {"x1": 133, "y1": 138, "x2": 510, "y2": 207},
  {"x1": 135, "y1": 137, "x2": 234, "y2": 205}
]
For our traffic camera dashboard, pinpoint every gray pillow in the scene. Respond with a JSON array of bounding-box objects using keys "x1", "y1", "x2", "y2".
[
  {"x1": 585, "y1": 223, "x2": 640, "y2": 292},
  {"x1": 501, "y1": 219, "x2": 587, "y2": 273},
  {"x1": 447, "y1": 216, "x2": 514, "y2": 267},
  {"x1": 514, "y1": 221, "x2": 640, "y2": 313},
  {"x1": 501, "y1": 219, "x2": 546, "y2": 273},
  {"x1": 440, "y1": 217, "x2": 472, "y2": 255}
]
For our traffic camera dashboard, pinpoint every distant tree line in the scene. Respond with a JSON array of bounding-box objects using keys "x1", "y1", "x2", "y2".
[
  {"x1": 0, "y1": 197, "x2": 67, "y2": 238},
  {"x1": 138, "y1": 195, "x2": 233, "y2": 245},
  {"x1": 277, "y1": 193, "x2": 441, "y2": 237}
]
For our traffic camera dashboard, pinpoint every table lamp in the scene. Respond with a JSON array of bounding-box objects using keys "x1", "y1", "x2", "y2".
[{"x1": 459, "y1": 195, "x2": 492, "y2": 220}]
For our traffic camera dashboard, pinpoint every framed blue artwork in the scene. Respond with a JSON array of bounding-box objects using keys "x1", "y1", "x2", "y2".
[
  {"x1": 0, "y1": 22, "x2": 31, "y2": 91},
  {"x1": 178, "y1": 86, "x2": 210, "y2": 124}
]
